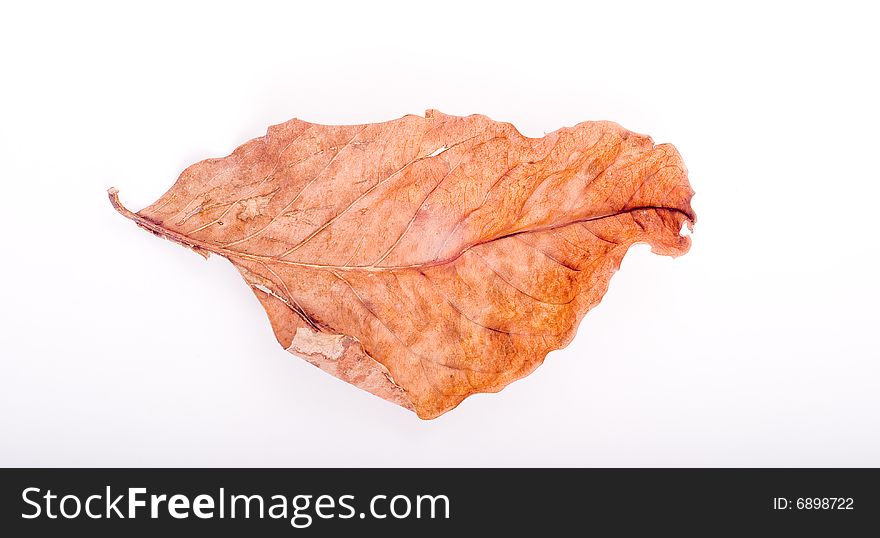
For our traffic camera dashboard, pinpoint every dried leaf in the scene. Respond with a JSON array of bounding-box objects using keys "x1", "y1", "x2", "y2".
[{"x1": 110, "y1": 110, "x2": 695, "y2": 418}]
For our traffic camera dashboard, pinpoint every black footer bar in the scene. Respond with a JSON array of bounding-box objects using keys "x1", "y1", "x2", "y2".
[{"x1": 2, "y1": 468, "x2": 876, "y2": 535}]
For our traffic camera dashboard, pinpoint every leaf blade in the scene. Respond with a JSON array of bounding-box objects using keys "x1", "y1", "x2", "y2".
[{"x1": 110, "y1": 110, "x2": 695, "y2": 418}]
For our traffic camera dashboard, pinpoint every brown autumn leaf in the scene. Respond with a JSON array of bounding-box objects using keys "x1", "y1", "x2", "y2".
[{"x1": 110, "y1": 109, "x2": 695, "y2": 419}]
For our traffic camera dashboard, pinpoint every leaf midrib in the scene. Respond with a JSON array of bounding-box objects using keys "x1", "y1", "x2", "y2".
[{"x1": 110, "y1": 190, "x2": 690, "y2": 273}]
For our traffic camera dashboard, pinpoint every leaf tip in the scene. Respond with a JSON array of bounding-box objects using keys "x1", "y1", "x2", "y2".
[
  {"x1": 108, "y1": 187, "x2": 211, "y2": 260},
  {"x1": 107, "y1": 187, "x2": 135, "y2": 220}
]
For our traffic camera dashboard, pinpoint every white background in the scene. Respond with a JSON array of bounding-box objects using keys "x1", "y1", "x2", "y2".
[{"x1": 1, "y1": 1, "x2": 878, "y2": 466}]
